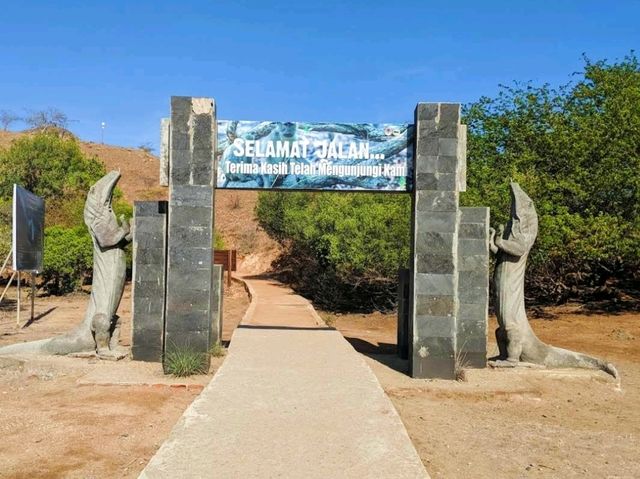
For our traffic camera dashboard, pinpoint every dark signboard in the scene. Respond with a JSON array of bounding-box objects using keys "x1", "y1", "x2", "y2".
[
  {"x1": 13, "y1": 185, "x2": 45, "y2": 272},
  {"x1": 216, "y1": 120, "x2": 414, "y2": 191}
]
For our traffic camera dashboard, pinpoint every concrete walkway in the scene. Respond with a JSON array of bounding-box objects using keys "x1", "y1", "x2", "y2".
[{"x1": 140, "y1": 277, "x2": 428, "y2": 479}]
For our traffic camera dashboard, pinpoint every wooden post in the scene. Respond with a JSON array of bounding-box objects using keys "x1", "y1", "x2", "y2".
[{"x1": 227, "y1": 249, "x2": 232, "y2": 287}]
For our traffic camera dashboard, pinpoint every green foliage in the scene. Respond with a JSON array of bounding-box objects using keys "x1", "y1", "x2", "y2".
[
  {"x1": 165, "y1": 345, "x2": 209, "y2": 377},
  {"x1": 463, "y1": 52, "x2": 640, "y2": 301},
  {"x1": 214, "y1": 231, "x2": 226, "y2": 250},
  {"x1": 0, "y1": 199, "x2": 11, "y2": 263},
  {"x1": 42, "y1": 226, "x2": 94, "y2": 294},
  {"x1": 257, "y1": 191, "x2": 410, "y2": 311},
  {"x1": 0, "y1": 132, "x2": 105, "y2": 200},
  {"x1": 209, "y1": 340, "x2": 226, "y2": 358},
  {"x1": 258, "y1": 53, "x2": 639, "y2": 307},
  {"x1": 0, "y1": 132, "x2": 134, "y2": 294}
]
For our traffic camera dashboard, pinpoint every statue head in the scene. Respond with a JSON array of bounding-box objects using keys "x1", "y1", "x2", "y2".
[
  {"x1": 84, "y1": 171, "x2": 125, "y2": 249},
  {"x1": 508, "y1": 182, "x2": 538, "y2": 242}
]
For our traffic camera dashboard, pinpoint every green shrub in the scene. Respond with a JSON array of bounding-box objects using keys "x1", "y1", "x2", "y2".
[
  {"x1": 209, "y1": 340, "x2": 226, "y2": 358},
  {"x1": 257, "y1": 54, "x2": 640, "y2": 308},
  {"x1": 0, "y1": 132, "x2": 105, "y2": 201},
  {"x1": 463, "y1": 53, "x2": 640, "y2": 302},
  {"x1": 164, "y1": 346, "x2": 209, "y2": 376},
  {"x1": 42, "y1": 226, "x2": 93, "y2": 294},
  {"x1": 214, "y1": 231, "x2": 225, "y2": 250},
  {"x1": 257, "y1": 191, "x2": 410, "y2": 311}
]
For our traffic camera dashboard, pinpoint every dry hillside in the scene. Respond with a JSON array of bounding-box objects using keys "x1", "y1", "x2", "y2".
[{"x1": 0, "y1": 130, "x2": 279, "y2": 273}]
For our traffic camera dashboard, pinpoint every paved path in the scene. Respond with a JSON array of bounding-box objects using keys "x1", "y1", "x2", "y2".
[{"x1": 140, "y1": 277, "x2": 428, "y2": 479}]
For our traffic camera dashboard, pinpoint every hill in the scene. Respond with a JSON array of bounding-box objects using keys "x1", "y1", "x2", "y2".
[{"x1": 0, "y1": 130, "x2": 278, "y2": 273}]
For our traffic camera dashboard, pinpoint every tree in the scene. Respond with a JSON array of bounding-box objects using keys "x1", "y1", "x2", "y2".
[
  {"x1": 24, "y1": 107, "x2": 70, "y2": 132},
  {"x1": 257, "y1": 53, "x2": 640, "y2": 308},
  {"x1": 0, "y1": 132, "x2": 105, "y2": 201},
  {"x1": 462, "y1": 52, "x2": 640, "y2": 302},
  {"x1": 0, "y1": 110, "x2": 21, "y2": 130},
  {"x1": 257, "y1": 191, "x2": 411, "y2": 311}
]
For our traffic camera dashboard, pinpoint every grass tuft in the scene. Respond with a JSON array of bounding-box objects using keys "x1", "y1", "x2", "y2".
[
  {"x1": 164, "y1": 346, "x2": 208, "y2": 377},
  {"x1": 209, "y1": 341, "x2": 226, "y2": 358}
]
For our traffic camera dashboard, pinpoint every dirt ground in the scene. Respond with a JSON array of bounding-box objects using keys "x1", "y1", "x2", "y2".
[
  {"x1": 327, "y1": 307, "x2": 640, "y2": 478},
  {"x1": 0, "y1": 279, "x2": 249, "y2": 479}
]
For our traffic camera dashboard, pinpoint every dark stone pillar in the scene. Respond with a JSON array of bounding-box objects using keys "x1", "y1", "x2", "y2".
[
  {"x1": 410, "y1": 103, "x2": 466, "y2": 379},
  {"x1": 131, "y1": 201, "x2": 168, "y2": 362},
  {"x1": 456, "y1": 207, "x2": 490, "y2": 368},
  {"x1": 164, "y1": 97, "x2": 217, "y2": 370}
]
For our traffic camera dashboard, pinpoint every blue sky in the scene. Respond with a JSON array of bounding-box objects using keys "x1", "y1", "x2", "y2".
[{"x1": 0, "y1": 1, "x2": 637, "y2": 150}]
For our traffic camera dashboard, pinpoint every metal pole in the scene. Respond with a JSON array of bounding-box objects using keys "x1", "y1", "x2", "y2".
[
  {"x1": 16, "y1": 271, "x2": 21, "y2": 327},
  {"x1": 31, "y1": 272, "x2": 35, "y2": 323}
]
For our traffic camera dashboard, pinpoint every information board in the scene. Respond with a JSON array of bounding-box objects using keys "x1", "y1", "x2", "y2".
[
  {"x1": 216, "y1": 120, "x2": 414, "y2": 191},
  {"x1": 12, "y1": 185, "x2": 45, "y2": 272}
]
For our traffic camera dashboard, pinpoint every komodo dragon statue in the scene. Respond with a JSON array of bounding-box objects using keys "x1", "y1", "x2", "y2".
[
  {"x1": 489, "y1": 182, "x2": 618, "y2": 379},
  {"x1": 0, "y1": 171, "x2": 132, "y2": 358}
]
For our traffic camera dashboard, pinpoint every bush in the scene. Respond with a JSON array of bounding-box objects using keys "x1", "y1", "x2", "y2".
[
  {"x1": 257, "y1": 53, "x2": 640, "y2": 308},
  {"x1": 0, "y1": 132, "x2": 105, "y2": 201},
  {"x1": 214, "y1": 231, "x2": 225, "y2": 250},
  {"x1": 0, "y1": 131, "x2": 134, "y2": 293},
  {"x1": 42, "y1": 226, "x2": 93, "y2": 294},
  {"x1": 257, "y1": 191, "x2": 410, "y2": 311},
  {"x1": 463, "y1": 53, "x2": 640, "y2": 302}
]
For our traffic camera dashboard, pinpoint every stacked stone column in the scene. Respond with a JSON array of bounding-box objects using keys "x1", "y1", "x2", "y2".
[
  {"x1": 131, "y1": 201, "x2": 168, "y2": 362},
  {"x1": 456, "y1": 207, "x2": 489, "y2": 368},
  {"x1": 164, "y1": 96, "x2": 218, "y2": 369},
  {"x1": 410, "y1": 103, "x2": 488, "y2": 379}
]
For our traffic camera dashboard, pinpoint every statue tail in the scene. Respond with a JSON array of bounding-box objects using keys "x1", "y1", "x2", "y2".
[
  {"x1": 0, "y1": 338, "x2": 52, "y2": 355},
  {"x1": 542, "y1": 344, "x2": 618, "y2": 379},
  {"x1": 0, "y1": 328, "x2": 95, "y2": 357}
]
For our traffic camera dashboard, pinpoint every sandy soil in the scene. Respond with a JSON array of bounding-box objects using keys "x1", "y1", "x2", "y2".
[
  {"x1": 328, "y1": 307, "x2": 640, "y2": 478},
  {"x1": 0, "y1": 280, "x2": 249, "y2": 479}
]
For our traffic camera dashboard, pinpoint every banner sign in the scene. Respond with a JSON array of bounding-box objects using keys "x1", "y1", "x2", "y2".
[
  {"x1": 216, "y1": 120, "x2": 414, "y2": 191},
  {"x1": 12, "y1": 185, "x2": 45, "y2": 272}
]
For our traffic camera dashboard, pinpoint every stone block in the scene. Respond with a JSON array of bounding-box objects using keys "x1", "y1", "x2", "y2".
[
  {"x1": 411, "y1": 339, "x2": 456, "y2": 379},
  {"x1": 415, "y1": 315, "x2": 456, "y2": 337},
  {"x1": 436, "y1": 155, "x2": 458, "y2": 173},
  {"x1": 416, "y1": 137, "x2": 439, "y2": 157},
  {"x1": 458, "y1": 254, "x2": 488, "y2": 271},
  {"x1": 459, "y1": 222, "x2": 486, "y2": 239},
  {"x1": 439, "y1": 103, "x2": 460, "y2": 125},
  {"x1": 416, "y1": 103, "x2": 439, "y2": 121},
  {"x1": 436, "y1": 173, "x2": 457, "y2": 190},
  {"x1": 415, "y1": 295, "x2": 455, "y2": 316},
  {"x1": 460, "y1": 206, "x2": 489, "y2": 223},
  {"x1": 416, "y1": 191, "x2": 458, "y2": 211},
  {"x1": 458, "y1": 302, "x2": 488, "y2": 321},
  {"x1": 415, "y1": 172, "x2": 438, "y2": 190},
  {"x1": 416, "y1": 231, "x2": 455, "y2": 254},
  {"x1": 415, "y1": 211, "x2": 457, "y2": 233},
  {"x1": 438, "y1": 138, "x2": 458, "y2": 157},
  {"x1": 415, "y1": 273, "x2": 455, "y2": 296},
  {"x1": 170, "y1": 185, "x2": 213, "y2": 206},
  {"x1": 415, "y1": 155, "x2": 438, "y2": 174},
  {"x1": 416, "y1": 253, "x2": 455, "y2": 274},
  {"x1": 458, "y1": 238, "x2": 488, "y2": 255}
]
